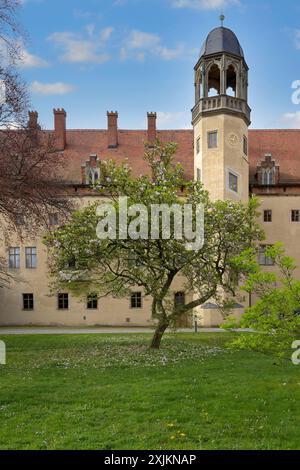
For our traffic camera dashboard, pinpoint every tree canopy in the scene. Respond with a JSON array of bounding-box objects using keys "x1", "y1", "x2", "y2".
[{"x1": 46, "y1": 141, "x2": 263, "y2": 348}]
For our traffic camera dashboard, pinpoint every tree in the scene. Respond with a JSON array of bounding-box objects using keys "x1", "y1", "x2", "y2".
[
  {"x1": 0, "y1": 0, "x2": 73, "y2": 286},
  {"x1": 223, "y1": 243, "x2": 300, "y2": 359},
  {"x1": 45, "y1": 141, "x2": 263, "y2": 349}
]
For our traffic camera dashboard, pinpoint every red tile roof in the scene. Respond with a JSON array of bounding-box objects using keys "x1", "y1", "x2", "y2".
[
  {"x1": 248, "y1": 129, "x2": 300, "y2": 184},
  {"x1": 56, "y1": 128, "x2": 300, "y2": 186},
  {"x1": 62, "y1": 129, "x2": 194, "y2": 184}
]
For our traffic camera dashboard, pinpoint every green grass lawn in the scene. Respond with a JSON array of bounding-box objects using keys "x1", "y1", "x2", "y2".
[{"x1": 0, "y1": 332, "x2": 299, "y2": 450}]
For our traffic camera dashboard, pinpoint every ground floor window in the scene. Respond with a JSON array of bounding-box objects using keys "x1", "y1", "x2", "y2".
[
  {"x1": 58, "y1": 293, "x2": 69, "y2": 310},
  {"x1": 259, "y1": 245, "x2": 274, "y2": 266},
  {"x1": 174, "y1": 291, "x2": 186, "y2": 307},
  {"x1": 23, "y1": 293, "x2": 34, "y2": 311},
  {"x1": 131, "y1": 292, "x2": 142, "y2": 309},
  {"x1": 87, "y1": 293, "x2": 98, "y2": 310}
]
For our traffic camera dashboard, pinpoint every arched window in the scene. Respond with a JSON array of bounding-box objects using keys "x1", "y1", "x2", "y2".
[
  {"x1": 208, "y1": 64, "x2": 220, "y2": 97},
  {"x1": 262, "y1": 168, "x2": 275, "y2": 185},
  {"x1": 226, "y1": 65, "x2": 237, "y2": 97},
  {"x1": 89, "y1": 168, "x2": 100, "y2": 185}
]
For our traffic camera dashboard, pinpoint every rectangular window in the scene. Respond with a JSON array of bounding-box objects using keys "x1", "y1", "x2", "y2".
[
  {"x1": 196, "y1": 137, "x2": 201, "y2": 154},
  {"x1": 16, "y1": 214, "x2": 25, "y2": 226},
  {"x1": 197, "y1": 168, "x2": 201, "y2": 182},
  {"x1": 9, "y1": 247, "x2": 20, "y2": 269},
  {"x1": 49, "y1": 213, "x2": 59, "y2": 226},
  {"x1": 23, "y1": 293, "x2": 34, "y2": 311},
  {"x1": 259, "y1": 245, "x2": 274, "y2": 266},
  {"x1": 25, "y1": 247, "x2": 37, "y2": 269},
  {"x1": 174, "y1": 291, "x2": 186, "y2": 307},
  {"x1": 208, "y1": 131, "x2": 218, "y2": 149},
  {"x1": 243, "y1": 135, "x2": 248, "y2": 156},
  {"x1": 229, "y1": 171, "x2": 238, "y2": 193},
  {"x1": 264, "y1": 210, "x2": 272, "y2": 223},
  {"x1": 291, "y1": 210, "x2": 300, "y2": 222},
  {"x1": 131, "y1": 292, "x2": 142, "y2": 309},
  {"x1": 87, "y1": 293, "x2": 98, "y2": 310},
  {"x1": 58, "y1": 293, "x2": 69, "y2": 310}
]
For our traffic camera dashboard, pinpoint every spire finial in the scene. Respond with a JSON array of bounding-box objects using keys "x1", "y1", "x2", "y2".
[{"x1": 220, "y1": 14, "x2": 225, "y2": 27}]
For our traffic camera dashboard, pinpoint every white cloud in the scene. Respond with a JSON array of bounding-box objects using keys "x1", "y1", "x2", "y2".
[
  {"x1": 48, "y1": 27, "x2": 113, "y2": 64},
  {"x1": 295, "y1": 30, "x2": 300, "y2": 49},
  {"x1": 100, "y1": 27, "x2": 114, "y2": 42},
  {"x1": 281, "y1": 112, "x2": 300, "y2": 129},
  {"x1": 123, "y1": 30, "x2": 185, "y2": 61},
  {"x1": 127, "y1": 31, "x2": 161, "y2": 49},
  {"x1": 30, "y1": 81, "x2": 76, "y2": 95},
  {"x1": 171, "y1": 0, "x2": 239, "y2": 10},
  {"x1": 18, "y1": 47, "x2": 50, "y2": 68}
]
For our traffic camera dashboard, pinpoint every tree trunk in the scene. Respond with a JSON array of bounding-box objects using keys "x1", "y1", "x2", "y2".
[{"x1": 150, "y1": 321, "x2": 169, "y2": 349}]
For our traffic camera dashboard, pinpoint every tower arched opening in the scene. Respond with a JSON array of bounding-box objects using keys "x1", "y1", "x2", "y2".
[
  {"x1": 208, "y1": 64, "x2": 220, "y2": 97},
  {"x1": 226, "y1": 64, "x2": 237, "y2": 97}
]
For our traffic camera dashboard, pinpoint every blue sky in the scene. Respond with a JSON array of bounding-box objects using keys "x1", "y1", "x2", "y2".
[{"x1": 18, "y1": 0, "x2": 300, "y2": 130}]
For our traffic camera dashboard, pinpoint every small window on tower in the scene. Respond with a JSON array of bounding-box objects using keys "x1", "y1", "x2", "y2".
[
  {"x1": 196, "y1": 137, "x2": 201, "y2": 154},
  {"x1": 197, "y1": 168, "x2": 201, "y2": 182},
  {"x1": 228, "y1": 172, "x2": 238, "y2": 193},
  {"x1": 208, "y1": 131, "x2": 218, "y2": 149},
  {"x1": 243, "y1": 135, "x2": 248, "y2": 156}
]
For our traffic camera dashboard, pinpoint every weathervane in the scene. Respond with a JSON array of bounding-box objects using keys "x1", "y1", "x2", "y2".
[{"x1": 220, "y1": 14, "x2": 225, "y2": 27}]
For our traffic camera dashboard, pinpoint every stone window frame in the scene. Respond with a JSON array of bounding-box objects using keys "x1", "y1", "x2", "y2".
[
  {"x1": 264, "y1": 210, "x2": 272, "y2": 223},
  {"x1": 130, "y1": 292, "x2": 142, "y2": 309},
  {"x1": 207, "y1": 130, "x2": 218, "y2": 149},
  {"x1": 23, "y1": 293, "x2": 34, "y2": 311}
]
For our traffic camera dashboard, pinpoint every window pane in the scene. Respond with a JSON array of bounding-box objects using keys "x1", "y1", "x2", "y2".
[
  {"x1": 131, "y1": 293, "x2": 142, "y2": 309},
  {"x1": 58, "y1": 293, "x2": 69, "y2": 310},
  {"x1": 292, "y1": 210, "x2": 300, "y2": 222},
  {"x1": 87, "y1": 294, "x2": 98, "y2": 310},
  {"x1": 259, "y1": 245, "x2": 274, "y2": 266},
  {"x1": 175, "y1": 292, "x2": 185, "y2": 307},
  {"x1": 243, "y1": 136, "x2": 248, "y2": 156},
  {"x1": 196, "y1": 137, "x2": 201, "y2": 154},
  {"x1": 9, "y1": 247, "x2": 20, "y2": 269},
  {"x1": 264, "y1": 210, "x2": 272, "y2": 222},
  {"x1": 49, "y1": 213, "x2": 59, "y2": 226},
  {"x1": 23, "y1": 294, "x2": 34, "y2": 311},
  {"x1": 25, "y1": 247, "x2": 37, "y2": 269},
  {"x1": 229, "y1": 172, "x2": 238, "y2": 193},
  {"x1": 208, "y1": 131, "x2": 218, "y2": 149},
  {"x1": 197, "y1": 168, "x2": 201, "y2": 182}
]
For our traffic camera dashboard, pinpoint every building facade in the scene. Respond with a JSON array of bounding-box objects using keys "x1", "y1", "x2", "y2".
[{"x1": 1, "y1": 26, "x2": 300, "y2": 327}]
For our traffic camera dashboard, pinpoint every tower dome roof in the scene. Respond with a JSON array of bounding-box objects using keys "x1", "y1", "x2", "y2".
[{"x1": 200, "y1": 27, "x2": 244, "y2": 58}]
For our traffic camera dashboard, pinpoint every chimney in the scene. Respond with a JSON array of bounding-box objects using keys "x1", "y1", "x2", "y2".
[
  {"x1": 147, "y1": 112, "x2": 157, "y2": 145},
  {"x1": 107, "y1": 111, "x2": 118, "y2": 148},
  {"x1": 107, "y1": 111, "x2": 119, "y2": 149},
  {"x1": 53, "y1": 108, "x2": 67, "y2": 151},
  {"x1": 28, "y1": 111, "x2": 40, "y2": 130}
]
